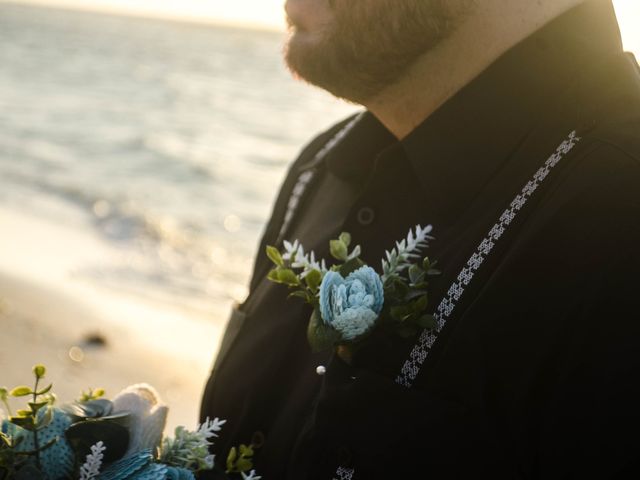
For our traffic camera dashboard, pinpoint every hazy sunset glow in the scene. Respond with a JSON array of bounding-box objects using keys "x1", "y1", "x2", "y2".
[
  {"x1": 614, "y1": 0, "x2": 640, "y2": 54},
  {"x1": 3, "y1": 0, "x2": 638, "y2": 47},
  {"x1": 3, "y1": 0, "x2": 288, "y2": 29}
]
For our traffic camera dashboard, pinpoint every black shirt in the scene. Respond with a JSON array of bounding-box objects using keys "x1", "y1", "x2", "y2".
[{"x1": 201, "y1": 2, "x2": 640, "y2": 478}]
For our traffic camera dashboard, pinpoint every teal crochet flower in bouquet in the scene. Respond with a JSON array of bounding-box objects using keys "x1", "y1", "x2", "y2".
[
  {"x1": 319, "y1": 266, "x2": 384, "y2": 341},
  {"x1": 7, "y1": 407, "x2": 75, "y2": 480},
  {"x1": 266, "y1": 225, "x2": 441, "y2": 360}
]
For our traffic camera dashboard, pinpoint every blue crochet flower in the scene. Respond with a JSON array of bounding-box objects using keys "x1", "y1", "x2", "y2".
[
  {"x1": 319, "y1": 266, "x2": 384, "y2": 341},
  {"x1": 165, "y1": 466, "x2": 196, "y2": 480},
  {"x1": 8, "y1": 408, "x2": 75, "y2": 480},
  {"x1": 97, "y1": 449, "x2": 197, "y2": 480},
  {"x1": 97, "y1": 449, "x2": 154, "y2": 480}
]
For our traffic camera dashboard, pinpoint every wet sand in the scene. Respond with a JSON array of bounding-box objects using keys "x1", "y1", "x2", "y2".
[
  {"x1": 0, "y1": 270, "x2": 224, "y2": 432},
  {"x1": 0, "y1": 207, "x2": 227, "y2": 433}
]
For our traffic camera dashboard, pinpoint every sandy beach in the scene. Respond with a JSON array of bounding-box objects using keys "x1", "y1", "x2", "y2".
[{"x1": 0, "y1": 206, "x2": 227, "y2": 433}]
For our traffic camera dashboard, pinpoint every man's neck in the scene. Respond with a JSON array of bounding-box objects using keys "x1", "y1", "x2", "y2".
[{"x1": 365, "y1": 0, "x2": 587, "y2": 140}]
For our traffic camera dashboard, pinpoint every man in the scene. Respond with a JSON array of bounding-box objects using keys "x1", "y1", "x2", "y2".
[{"x1": 201, "y1": 0, "x2": 640, "y2": 478}]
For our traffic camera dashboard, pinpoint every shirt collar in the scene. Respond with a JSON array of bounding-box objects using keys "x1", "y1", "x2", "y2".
[
  {"x1": 398, "y1": 1, "x2": 623, "y2": 222},
  {"x1": 320, "y1": 2, "x2": 623, "y2": 219},
  {"x1": 323, "y1": 110, "x2": 396, "y2": 184}
]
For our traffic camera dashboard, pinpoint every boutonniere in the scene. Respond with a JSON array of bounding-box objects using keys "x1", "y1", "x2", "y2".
[{"x1": 265, "y1": 225, "x2": 441, "y2": 363}]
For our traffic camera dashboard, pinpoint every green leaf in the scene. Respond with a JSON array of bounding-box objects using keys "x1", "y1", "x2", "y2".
[
  {"x1": 416, "y1": 314, "x2": 437, "y2": 330},
  {"x1": 36, "y1": 384, "x2": 53, "y2": 396},
  {"x1": 422, "y1": 257, "x2": 431, "y2": 271},
  {"x1": 226, "y1": 447, "x2": 237, "y2": 470},
  {"x1": 307, "y1": 309, "x2": 341, "y2": 353},
  {"x1": 427, "y1": 268, "x2": 442, "y2": 276},
  {"x1": 32, "y1": 365, "x2": 46, "y2": 379},
  {"x1": 0, "y1": 387, "x2": 7, "y2": 400},
  {"x1": 411, "y1": 295, "x2": 429, "y2": 314},
  {"x1": 28, "y1": 402, "x2": 48, "y2": 413},
  {"x1": 404, "y1": 289, "x2": 428, "y2": 302},
  {"x1": 225, "y1": 443, "x2": 255, "y2": 473},
  {"x1": 268, "y1": 268, "x2": 300, "y2": 286},
  {"x1": 392, "y1": 278, "x2": 410, "y2": 298},
  {"x1": 304, "y1": 269, "x2": 322, "y2": 292},
  {"x1": 329, "y1": 239, "x2": 348, "y2": 261},
  {"x1": 390, "y1": 305, "x2": 412, "y2": 322},
  {"x1": 83, "y1": 388, "x2": 104, "y2": 402},
  {"x1": 9, "y1": 387, "x2": 32, "y2": 398},
  {"x1": 9, "y1": 416, "x2": 35, "y2": 430},
  {"x1": 408, "y1": 265, "x2": 425, "y2": 285},
  {"x1": 288, "y1": 290, "x2": 311, "y2": 301},
  {"x1": 338, "y1": 232, "x2": 352, "y2": 248},
  {"x1": 35, "y1": 407, "x2": 53, "y2": 430},
  {"x1": 267, "y1": 269, "x2": 280, "y2": 283},
  {"x1": 235, "y1": 458, "x2": 253, "y2": 472},
  {"x1": 15, "y1": 409, "x2": 31, "y2": 417},
  {"x1": 338, "y1": 258, "x2": 365, "y2": 277},
  {"x1": 239, "y1": 444, "x2": 254, "y2": 457},
  {"x1": 277, "y1": 269, "x2": 300, "y2": 286},
  {"x1": 265, "y1": 245, "x2": 284, "y2": 267},
  {"x1": 36, "y1": 437, "x2": 58, "y2": 453}
]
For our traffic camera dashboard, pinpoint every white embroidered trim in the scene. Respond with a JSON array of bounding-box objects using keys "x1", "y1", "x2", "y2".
[
  {"x1": 332, "y1": 466, "x2": 355, "y2": 480},
  {"x1": 278, "y1": 170, "x2": 314, "y2": 244},
  {"x1": 277, "y1": 114, "x2": 363, "y2": 244},
  {"x1": 394, "y1": 130, "x2": 581, "y2": 388}
]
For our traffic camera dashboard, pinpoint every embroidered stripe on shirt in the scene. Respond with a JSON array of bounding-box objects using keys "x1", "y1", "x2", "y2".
[
  {"x1": 276, "y1": 114, "x2": 363, "y2": 245},
  {"x1": 336, "y1": 130, "x2": 581, "y2": 479},
  {"x1": 395, "y1": 130, "x2": 581, "y2": 388},
  {"x1": 332, "y1": 466, "x2": 355, "y2": 480}
]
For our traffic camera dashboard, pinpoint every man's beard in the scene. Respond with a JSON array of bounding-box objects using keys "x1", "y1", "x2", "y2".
[{"x1": 285, "y1": 0, "x2": 474, "y2": 103}]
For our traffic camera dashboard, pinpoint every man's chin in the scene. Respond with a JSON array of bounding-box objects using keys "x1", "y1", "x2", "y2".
[{"x1": 284, "y1": 31, "x2": 320, "y2": 77}]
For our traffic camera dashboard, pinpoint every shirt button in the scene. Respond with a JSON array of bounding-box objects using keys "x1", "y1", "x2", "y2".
[
  {"x1": 251, "y1": 430, "x2": 266, "y2": 448},
  {"x1": 356, "y1": 206, "x2": 375, "y2": 226}
]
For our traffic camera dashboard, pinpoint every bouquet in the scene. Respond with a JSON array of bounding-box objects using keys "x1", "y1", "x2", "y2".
[{"x1": 0, "y1": 365, "x2": 260, "y2": 480}]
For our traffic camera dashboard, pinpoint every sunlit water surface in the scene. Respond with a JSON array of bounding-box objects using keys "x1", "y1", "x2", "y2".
[{"x1": 0, "y1": 3, "x2": 357, "y2": 317}]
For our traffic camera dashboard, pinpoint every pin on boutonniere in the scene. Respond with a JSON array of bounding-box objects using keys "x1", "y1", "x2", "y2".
[{"x1": 265, "y1": 225, "x2": 441, "y2": 363}]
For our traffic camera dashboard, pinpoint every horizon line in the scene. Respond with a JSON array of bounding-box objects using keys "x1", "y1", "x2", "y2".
[{"x1": 0, "y1": 0, "x2": 288, "y2": 33}]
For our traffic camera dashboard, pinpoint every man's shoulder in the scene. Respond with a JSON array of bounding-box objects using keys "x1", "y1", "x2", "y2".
[
  {"x1": 581, "y1": 53, "x2": 640, "y2": 170},
  {"x1": 507, "y1": 115, "x2": 640, "y2": 262},
  {"x1": 571, "y1": 114, "x2": 640, "y2": 207},
  {"x1": 550, "y1": 74, "x2": 640, "y2": 204},
  {"x1": 588, "y1": 119, "x2": 640, "y2": 171},
  {"x1": 541, "y1": 129, "x2": 640, "y2": 222}
]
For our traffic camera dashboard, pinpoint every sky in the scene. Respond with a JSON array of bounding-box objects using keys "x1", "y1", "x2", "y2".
[
  {"x1": 1, "y1": 0, "x2": 639, "y2": 56},
  {"x1": 3, "y1": 0, "x2": 639, "y2": 43},
  {"x1": 613, "y1": 0, "x2": 640, "y2": 54},
  {"x1": 4, "y1": 0, "x2": 289, "y2": 30}
]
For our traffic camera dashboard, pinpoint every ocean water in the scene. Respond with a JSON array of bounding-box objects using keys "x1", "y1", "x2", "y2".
[{"x1": 0, "y1": 2, "x2": 357, "y2": 316}]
